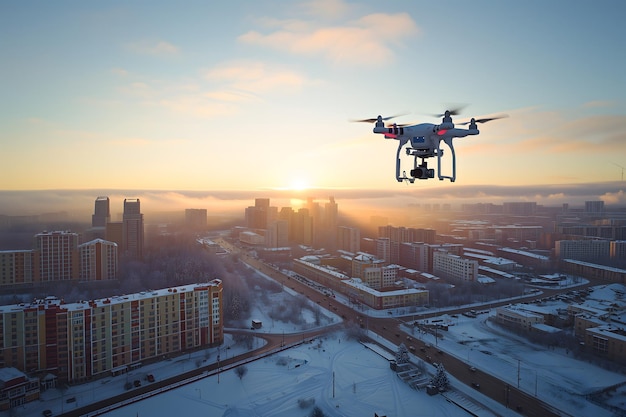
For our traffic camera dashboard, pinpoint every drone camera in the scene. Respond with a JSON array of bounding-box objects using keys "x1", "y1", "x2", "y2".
[{"x1": 410, "y1": 166, "x2": 435, "y2": 180}]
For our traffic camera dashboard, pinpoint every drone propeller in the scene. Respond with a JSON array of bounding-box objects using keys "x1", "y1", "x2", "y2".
[
  {"x1": 351, "y1": 113, "x2": 405, "y2": 123},
  {"x1": 458, "y1": 114, "x2": 509, "y2": 125},
  {"x1": 432, "y1": 105, "x2": 466, "y2": 118}
]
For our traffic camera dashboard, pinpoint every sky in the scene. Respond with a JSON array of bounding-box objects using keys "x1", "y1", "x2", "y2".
[{"x1": 1, "y1": 0, "x2": 626, "y2": 202}]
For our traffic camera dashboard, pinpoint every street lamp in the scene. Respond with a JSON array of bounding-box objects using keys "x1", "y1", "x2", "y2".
[{"x1": 217, "y1": 346, "x2": 221, "y2": 384}]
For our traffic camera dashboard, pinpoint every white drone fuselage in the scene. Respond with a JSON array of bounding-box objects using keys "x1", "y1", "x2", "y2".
[{"x1": 372, "y1": 119, "x2": 479, "y2": 183}]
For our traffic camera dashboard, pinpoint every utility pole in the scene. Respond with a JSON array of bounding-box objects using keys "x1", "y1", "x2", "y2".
[
  {"x1": 611, "y1": 162, "x2": 624, "y2": 181},
  {"x1": 217, "y1": 347, "x2": 221, "y2": 384}
]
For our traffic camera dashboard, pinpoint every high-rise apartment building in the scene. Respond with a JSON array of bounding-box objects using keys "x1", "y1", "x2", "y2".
[
  {"x1": 337, "y1": 226, "x2": 360, "y2": 253},
  {"x1": 245, "y1": 198, "x2": 277, "y2": 230},
  {"x1": 92, "y1": 196, "x2": 110, "y2": 228},
  {"x1": 376, "y1": 238, "x2": 391, "y2": 264},
  {"x1": 585, "y1": 200, "x2": 605, "y2": 214},
  {"x1": 293, "y1": 208, "x2": 313, "y2": 245},
  {"x1": 399, "y1": 242, "x2": 428, "y2": 272},
  {"x1": 0, "y1": 281, "x2": 223, "y2": 383},
  {"x1": 78, "y1": 239, "x2": 118, "y2": 281},
  {"x1": 266, "y1": 220, "x2": 289, "y2": 248},
  {"x1": 34, "y1": 231, "x2": 79, "y2": 281},
  {"x1": 85, "y1": 196, "x2": 111, "y2": 241},
  {"x1": 123, "y1": 198, "x2": 144, "y2": 259},
  {"x1": 185, "y1": 208, "x2": 207, "y2": 230},
  {"x1": 0, "y1": 250, "x2": 38, "y2": 286}
]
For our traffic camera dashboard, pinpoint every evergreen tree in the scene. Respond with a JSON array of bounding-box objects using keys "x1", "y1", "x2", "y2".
[
  {"x1": 430, "y1": 363, "x2": 449, "y2": 391},
  {"x1": 395, "y1": 343, "x2": 410, "y2": 364}
]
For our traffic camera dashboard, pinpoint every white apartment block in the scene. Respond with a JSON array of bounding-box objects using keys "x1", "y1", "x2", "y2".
[
  {"x1": 433, "y1": 250, "x2": 478, "y2": 281},
  {"x1": 555, "y1": 240, "x2": 610, "y2": 261}
]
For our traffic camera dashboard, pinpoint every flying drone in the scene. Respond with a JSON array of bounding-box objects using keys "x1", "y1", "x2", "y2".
[{"x1": 354, "y1": 108, "x2": 507, "y2": 183}]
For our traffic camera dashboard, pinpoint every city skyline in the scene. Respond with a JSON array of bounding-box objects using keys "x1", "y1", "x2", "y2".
[
  {"x1": 1, "y1": 1, "x2": 625, "y2": 196},
  {"x1": 0, "y1": 183, "x2": 625, "y2": 219}
]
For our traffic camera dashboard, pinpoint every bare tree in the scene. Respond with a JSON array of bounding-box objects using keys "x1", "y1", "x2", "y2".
[{"x1": 234, "y1": 365, "x2": 248, "y2": 380}]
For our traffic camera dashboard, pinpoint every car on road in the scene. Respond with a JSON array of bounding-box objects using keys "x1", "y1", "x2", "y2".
[
  {"x1": 471, "y1": 382, "x2": 480, "y2": 390},
  {"x1": 42, "y1": 410, "x2": 52, "y2": 417}
]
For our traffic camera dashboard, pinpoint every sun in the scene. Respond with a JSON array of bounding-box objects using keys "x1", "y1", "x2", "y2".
[{"x1": 288, "y1": 178, "x2": 310, "y2": 191}]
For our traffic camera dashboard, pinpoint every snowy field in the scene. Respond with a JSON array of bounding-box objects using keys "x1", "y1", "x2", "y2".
[
  {"x1": 5, "y1": 265, "x2": 626, "y2": 417},
  {"x1": 103, "y1": 331, "x2": 513, "y2": 417},
  {"x1": 402, "y1": 312, "x2": 626, "y2": 417}
]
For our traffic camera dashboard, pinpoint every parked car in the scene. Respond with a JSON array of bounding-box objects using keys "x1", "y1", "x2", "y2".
[
  {"x1": 42, "y1": 410, "x2": 52, "y2": 417},
  {"x1": 133, "y1": 379, "x2": 141, "y2": 387}
]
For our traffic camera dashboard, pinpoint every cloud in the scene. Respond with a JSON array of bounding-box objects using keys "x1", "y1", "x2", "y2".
[
  {"x1": 583, "y1": 100, "x2": 616, "y2": 108},
  {"x1": 204, "y1": 90, "x2": 260, "y2": 103},
  {"x1": 461, "y1": 108, "x2": 626, "y2": 162},
  {"x1": 109, "y1": 60, "x2": 309, "y2": 120},
  {"x1": 509, "y1": 113, "x2": 626, "y2": 154},
  {"x1": 299, "y1": 0, "x2": 353, "y2": 20},
  {"x1": 205, "y1": 61, "x2": 309, "y2": 94},
  {"x1": 599, "y1": 189, "x2": 626, "y2": 205},
  {"x1": 154, "y1": 96, "x2": 238, "y2": 118},
  {"x1": 238, "y1": 8, "x2": 419, "y2": 66},
  {"x1": 110, "y1": 67, "x2": 129, "y2": 77},
  {"x1": 104, "y1": 136, "x2": 155, "y2": 147},
  {"x1": 112, "y1": 75, "x2": 242, "y2": 118},
  {"x1": 126, "y1": 40, "x2": 180, "y2": 56}
]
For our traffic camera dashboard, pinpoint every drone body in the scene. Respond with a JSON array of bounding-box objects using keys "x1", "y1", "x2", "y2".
[{"x1": 356, "y1": 110, "x2": 506, "y2": 183}]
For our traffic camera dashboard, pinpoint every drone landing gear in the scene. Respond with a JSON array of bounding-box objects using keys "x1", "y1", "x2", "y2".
[{"x1": 399, "y1": 172, "x2": 415, "y2": 184}]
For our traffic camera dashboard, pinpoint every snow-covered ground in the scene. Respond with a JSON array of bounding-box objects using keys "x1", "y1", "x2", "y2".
[
  {"x1": 94, "y1": 302, "x2": 626, "y2": 417},
  {"x1": 5, "y1": 266, "x2": 626, "y2": 417},
  {"x1": 401, "y1": 313, "x2": 626, "y2": 417},
  {"x1": 102, "y1": 332, "x2": 512, "y2": 417}
]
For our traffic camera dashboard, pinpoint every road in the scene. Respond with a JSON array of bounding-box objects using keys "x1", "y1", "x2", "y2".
[
  {"x1": 58, "y1": 325, "x2": 341, "y2": 417},
  {"x1": 216, "y1": 237, "x2": 577, "y2": 417},
  {"x1": 63, "y1": 238, "x2": 582, "y2": 416}
]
